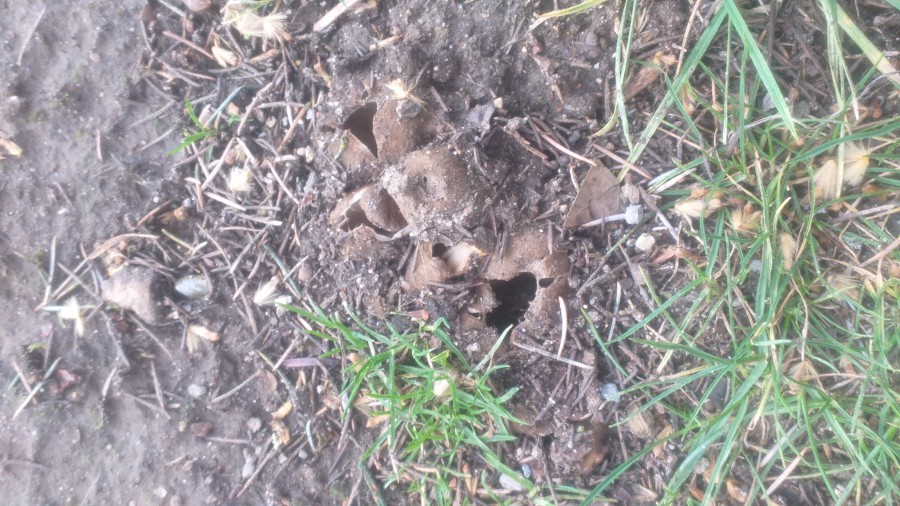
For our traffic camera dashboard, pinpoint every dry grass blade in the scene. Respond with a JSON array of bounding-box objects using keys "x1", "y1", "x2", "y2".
[{"x1": 313, "y1": 0, "x2": 362, "y2": 32}]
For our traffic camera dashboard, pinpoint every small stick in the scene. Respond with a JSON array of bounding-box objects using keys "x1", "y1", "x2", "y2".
[
  {"x1": 236, "y1": 81, "x2": 275, "y2": 135},
  {"x1": 133, "y1": 318, "x2": 175, "y2": 361},
  {"x1": 202, "y1": 436, "x2": 254, "y2": 446},
  {"x1": 539, "y1": 132, "x2": 596, "y2": 167},
  {"x1": 861, "y1": 234, "x2": 900, "y2": 266},
  {"x1": 121, "y1": 391, "x2": 167, "y2": 415},
  {"x1": 16, "y1": 6, "x2": 47, "y2": 66},
  {"x1": 0, "y1": 458, "x2": 49, "y2": 471},
  {"x1": 13, "y1": 358, "x2": 62, "y2": 419},
  {"x1": 137, "y1": 125, "x2": 177, "y2": 152},
  {"x1": 38, "y1": 235, "x2": 57, "y2": 310},
  {"x1": 638, "y1": 185, "x2": 679, "y2": 241},
  {"x1": 150, "y1": 361, "x2": 171, "y2": 420},
  {"x1": 210, "y1": 371, "x2": 261, "y2": 404},
  {"x1": 235, "y1": 446, "x2": 279, "y2": 498},
  {"x1": 95, "y1": 130, "x2": 104, "y2": 161},
  {"x1": 10, "y1": 360, "x2": 35, "y2": 398},
  {"x1": 266, "y1": 160, "x2": 301, "y2": 206},
  {"x1": 555, "y1": 297, "x2": 568, "y2": 359},
  {"x1": 591, "y1": 142, "x2": 653, "y2": 180},
  {"x1": 162, "y1": 31, "x2": 215, "y2": 61},
  {"x1": 512, "y1": 340, "x2": 592, "y2": 370},
  {"x1": 313, "y1": 0, "x2": 362, "y2": 32}
]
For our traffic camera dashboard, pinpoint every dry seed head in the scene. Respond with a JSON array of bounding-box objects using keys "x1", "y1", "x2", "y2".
[
  {"x1": 786, "y1": 359, "x2": 819, "y2": 394},
  {"x1": 227, "y1": 168, "x2": 254, "y2": 193},
  {"x1": 826, "y1": 272, "x2": 861, "y2": 301},
  {"x1": 812, "y1": 158, "x2": 840, "y2": 201},
  {"x1": 186, "y1": 325, "x2": 219, "y2": 354},
  {"x1": 779, "y1": 232, "x2": 798, "y2": 270},
  {"x1": 730, "y1": 203, "x2": 760, "y2": 233},
  {"x1": 188, "y1": 325, "x2": 220, "y2": 342},
  {"x1": 225, "y1": 5, "x2": 288, "y2": 41},
  {"x1": 211, "y1": 45, "x2": 238, "y2": 68},
  {"x1": 674, "y1": 197, "x2": 722, "y2": 220},
  {"x1": 60, "y1": 297, "x2": 86, "y2": 337},
  {"x1": 253, "y1": 276, "x2": 289, "y2": 306},
  {"x1": 385, "y1": 79, "x2": 426, "y2": 106},
  {"x1": 841, "y1": 142, "x2": 871, "y2": 186}
]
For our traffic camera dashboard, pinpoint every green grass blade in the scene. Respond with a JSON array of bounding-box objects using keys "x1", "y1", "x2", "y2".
[{"x1": 721, "y1": 0, "x2": 798, "y2": 139}]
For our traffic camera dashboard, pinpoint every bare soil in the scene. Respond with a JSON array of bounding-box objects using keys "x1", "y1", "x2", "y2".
[{"x1": 1, "y1": 0, "x2": 896, "y2": 504}]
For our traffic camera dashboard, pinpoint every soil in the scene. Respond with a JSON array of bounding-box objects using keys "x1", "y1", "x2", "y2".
[{"x1": 1, "y1": 0, "x2": 896, "y2": 505}]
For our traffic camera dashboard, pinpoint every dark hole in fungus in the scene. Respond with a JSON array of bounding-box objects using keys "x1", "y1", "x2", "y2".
[
  {"x1": 538, "y1": 277, "x2": 554, "y2": 288},
  {"x1": 431, "y1": 243, "x2": 448, "y2": 257},
  {"x1": 485, "y1": 272, "x2": 537, "y2": 333},
  {"x1": 342, "y1": 102, "x2": 378, "y2": 158}
]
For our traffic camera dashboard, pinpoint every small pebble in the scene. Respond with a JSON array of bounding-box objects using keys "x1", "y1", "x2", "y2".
[
  {"x1": 190, "y1": 422, "x2": 213, "y2": 437},
  {"x1": 625, "y1": 204, "x2": 643, "y2": 225},
  {"x1": 187, "y1": 384, "x2": 206, "y2": 398},
  {"x1": 498, "y1": 473, "x2": 525, "y2": 492},
  {"x1": 635, "y1": 233, "x2": 656, "y2": 252},
  {"x1": 601, "y1": 383, "x2": 621, "y2": 402},
  {"x1": 241, "y1": 460, "x2": 255, "y2": 479},
  {"x1": 154, "y1": 486, "x2": 168, "y2": 499},
  {"x1": 521, "y1": 464, "x2": 532, "y2": 478},
  {"x1": 246, "y1": 417, "x2": 262, "y2": 434}
]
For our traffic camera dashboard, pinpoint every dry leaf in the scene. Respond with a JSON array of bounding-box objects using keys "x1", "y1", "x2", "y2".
[
  {"x1": 624, "y1": 408, "x2": 655, "y2": 439},
  {"x1": 564, "y1": 164, "x2": 624, "y2": 228},
  {"x1": 625, "y1": 52, "x2": 675, "y2": 100},
  {"x1": 271, "y1": 401, "x2": 293, "y2": 420},
  {"x1": 0, "y1": 138, "x2": 23, "y2": 159},
  {"x1": 270, "y1": 420, "x2": 291, "y2": 447}
]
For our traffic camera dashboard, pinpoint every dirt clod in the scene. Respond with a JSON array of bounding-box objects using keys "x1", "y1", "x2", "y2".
[{"x1": 101, "y1": 266, "x2": 166, "y2": 324}]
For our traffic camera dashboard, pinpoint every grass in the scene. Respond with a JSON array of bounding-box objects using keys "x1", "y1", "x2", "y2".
[
  {"x1": 282, "y1": 303, "x2": 579, "y2": 504},
  {"x1": 578, "y1": 0, "x2": 900, "y2": 502}
]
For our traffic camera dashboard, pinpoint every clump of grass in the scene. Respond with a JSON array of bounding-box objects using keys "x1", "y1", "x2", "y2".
[
  {"x1": 283, "y1": 303, "x2": 546, "y2": 503},
  {"x1": 579, "y1": 0, "x2": 899, "y2": 503}
]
